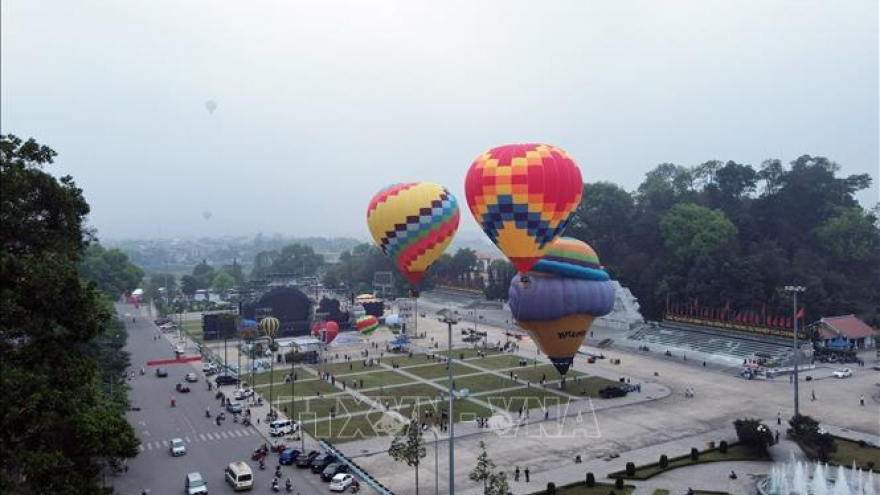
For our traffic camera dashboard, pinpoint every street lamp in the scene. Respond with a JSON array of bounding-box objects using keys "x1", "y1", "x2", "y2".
[
  {"x1": 440, "y1": 311, "x2": 458, "y2": 495},
  {"x1": 260, "y1": 316, "x2": 280, "y2": 417},
  {"x1": 785, "y1": 285, "x2": 806, "y2": 418},
  {"x1": 430, "y1": 428, "x2": 439, "y2": 495}
]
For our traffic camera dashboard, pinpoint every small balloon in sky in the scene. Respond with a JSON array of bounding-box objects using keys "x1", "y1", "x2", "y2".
[
  {"x1": 202, "y1": 211, "x2": 212, "y2": 221},
  {"x1": 204, "y1": 100, "x2": 218, "y2": 114}
]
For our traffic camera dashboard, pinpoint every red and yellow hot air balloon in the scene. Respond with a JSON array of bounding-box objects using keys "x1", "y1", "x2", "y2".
[
  {"x1": 465, "y1": 144, "x2": 583, "y2": 282},
  {"x1": 366, "y1": 182, "x2": 460, "y2": 296},
  {"x1": 356, "y1": 315, "x2": 379, "y2": 338}
]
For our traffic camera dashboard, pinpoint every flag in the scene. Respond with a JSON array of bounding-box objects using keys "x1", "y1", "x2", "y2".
[{"x1": 796, "y1": 308, "x2": 805, "y2": 320}]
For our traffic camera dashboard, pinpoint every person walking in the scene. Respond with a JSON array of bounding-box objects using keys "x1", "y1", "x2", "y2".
[
  {"x1": 777, "y1": 412, "x2": 781, "y2": 425},
  {"x1": 524, "y1": 467, "x2": 530, "y2": 482},
  {"x1": 514, "y1": 466, "x2": 520, "y2": 482},
  {"x1": 811, "y1": 389, "x2": 816, "y2": 401},
  {"x1": 860, "y1": 394, "x2": 865, "y2": 406}
]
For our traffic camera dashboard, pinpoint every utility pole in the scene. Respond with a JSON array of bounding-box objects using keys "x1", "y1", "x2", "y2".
[
  {"x1": 441, "y1": 311, "x2": 458, "y2": 495},
  {"x1": 785, "y1": 285, "x2": 806, "y2": 418}
]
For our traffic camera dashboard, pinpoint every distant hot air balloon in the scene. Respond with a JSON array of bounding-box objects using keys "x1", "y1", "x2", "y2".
[
  {"x1": 508, "y1": 237, "x2": 614, "y2": 375},
  {"x1": 465, "y1": 144, "x2": 583, "y2": 284},
  {"x1": 205, "y1": 100, "x2": 218, "y2": 114},
  {"x1": 356, "y1": 315, "x2": 379, "y2": 338},
  {"x1": 366, "y1": 182, "x2": 460, "y2": 296},
  {"x1": 259, "y1": 316, "x2": 280, "y2": 340},
  {"x1": 202, "y1": 210, "x2": 212, "y2": 221}
]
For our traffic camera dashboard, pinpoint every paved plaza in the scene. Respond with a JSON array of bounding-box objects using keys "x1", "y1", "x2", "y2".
[{"x1": 170, "y1": 304, "x2": 879, "y2": 495}]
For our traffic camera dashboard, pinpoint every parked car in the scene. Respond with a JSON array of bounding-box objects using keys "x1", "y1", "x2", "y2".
[
  {"x1": 311, "y1": 453, "x2": 338, "y2": 473},
  {"x1": 329, "y1": 474, "x2": 355, "y2": 492},
  {"x1": 462, "y1": 335, "x2": 481, "y2": 343},
  {"x1": 279, "y1": 448, "x2": 301, "y2": 466},
  {"x1": 185, "y1": 373, "x2": 198, "y2": 383},
  {"x1": 598, "y1": 386, "x2": 628, "y2": 399},
  {"x1": 321, "y1": 462, "x2": 349, "y2": 481},
  {"x1": 215, "y1": 374, "x2": 239, "y2": 386},
  {"x1": 832, "y1": 368, "x2": 853, "y2": 378},
  {"x1": 234, "y1": 388, "x2": 254, "y2": 400},
  {"x1": 156, "y1": 367, "x2": 169, "y2": 378},
  {"x1": 296, "y1": 450, "x2": 320, "y2": 468},
  {"x1": 170, "y1": 438, "x2": 187, "y2": 456},
  {"x1": 226, "y1": 401, "x2": 243, "y2": 414}
]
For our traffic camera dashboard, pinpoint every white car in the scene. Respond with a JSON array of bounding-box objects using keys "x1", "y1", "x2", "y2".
[
  {"x1": 832, "y1": 368, "x2": 853, "y2": 378},
  {"x1": 170, "y1": 438, "x2": 187, "y2": 456},
  {"x1": 234, "y1": 388, "x2": 254, "y2": 400},
  {"x1": 329, "y1": 473, "x2": 355, "y2": 492}
]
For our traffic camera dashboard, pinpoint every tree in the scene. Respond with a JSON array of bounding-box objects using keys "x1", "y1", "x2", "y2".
[
  {"x1": 79, "y1": 244, "x2": 144, "y2": 298},
  {"x1": 192, "y1": 260, "x2": 215, "y2": 290},
  {"x1": 1, "y1": 134, "x2": 139, "y2": 493},
  {"x1": 733, "y1": 418, "x2": 773, "y2": 455},
  {"x1": 180, "y1": 274, "x2": 199, "y2": 297},
  {"x1": 469, "y1": 441, "x2": 509, "y2": 495},
  {"x1": 388, "y1": 419, "x2": 426, "y2": 495},
  {"x1": 212, "y1": 270, "x2": 235, "y2": 297},
  {"x1": 660, "y1": 203, "x2": 738, "y2": 264}
]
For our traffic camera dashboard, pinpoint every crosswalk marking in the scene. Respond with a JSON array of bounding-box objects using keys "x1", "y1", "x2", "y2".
[{"x1": 139, "y1": 429, "x2": 253, "y2": 451}]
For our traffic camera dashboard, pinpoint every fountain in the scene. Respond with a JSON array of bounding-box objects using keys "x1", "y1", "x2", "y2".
[{"x1": 758, "y1": 457, "x2": 878, "y2": 495}]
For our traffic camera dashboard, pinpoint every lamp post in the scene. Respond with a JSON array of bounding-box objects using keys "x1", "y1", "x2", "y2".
[
  {"x1": 431, "y1": 428, "x2": 439, "y2": 495},
  {"x1": 785, "y1": 285, "x2": 806, "y2": 418},
  {"x1": 440, "y1": 311, "x2": 458, "y2": 495},
  {"x1": 260, "y1": 317, "x2": 280, "y2": 417}
]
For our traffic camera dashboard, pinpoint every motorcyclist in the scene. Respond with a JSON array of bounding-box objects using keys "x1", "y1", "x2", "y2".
[
  {"x1": 285, "y1": 478, "x2": 292, "y2": 492},
  {"x1": 272, "y1": 477, "x2": 280, "y2": 492},
  {"x1": 259, "y1": 458, "x2": 266, "y2": 470},
  {"x1": 275, "y1": 465, "x2": 282, "y2": 478},
  {"x1": 205, "y1": 408, "x2": 211, "y2": 418}
]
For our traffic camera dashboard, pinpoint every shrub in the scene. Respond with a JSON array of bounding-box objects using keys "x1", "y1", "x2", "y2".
[
  {"x1": 867, "y1": 461, "x2": 875, "y2": 470},
  {"x1": 690, "y1": 447, "x2": 699, "y2": 461},
  {"x1": 547, "y1": 482, "x2": 556, "y2": 494},
  {"x1": 734, "y1": 418, "x2": 773, "y2": 454},
  {"x1": 615, "y1": 477, "x2": 624, "y2": 489},
  {"x1": 719, "y1": 440, "x2": 729, "y2": 453},
  {"x1": 858, "y1": 439, "x2": 867, "y2": 448},
  {"x1": 585, "y1": 472, "x2": 595, "y2": 487},
  {"x1": 659, "y1": 454, "x2": 668, "y2": 468},
  {"x1": 625, "y1": 462, "x2": 635, "y2": 476},
  {"x1": 608, "y1": 491, "x2": 616, "y2": 495}
]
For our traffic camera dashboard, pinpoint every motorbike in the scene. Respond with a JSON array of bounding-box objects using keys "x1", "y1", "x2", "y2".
[
  {"x1": 253, "y1": 444, "x2": 269, "y2": 460},
  {"x1": 350, "y1": 481, "x2": 360, "y2": 493},
  {"x1": 170, "y1": 398, "x2": 176, "y2": 407},
  {"x1": 241, "y1": 417, "x2": 251, "y2": 427},
  {"x1": 218, "y1": 412, "x2": 226, "y2": 421},
  {"x1": 272, "y1": 480, "x2": 280, "y2": 493},
  {"x1": 205, "y1": 409, "x2": 211, "y2": 418},
  {"x1": 140, "y1": 368, "x2": 145, "y2": 375},
  {"x1": 285, "y1": 479, "x2": 293, "y2": 492},
  {"x1": 259, "y1": 459, "x2": 266, "y2": 470},
  {"x1": 233, "y1": 414, "x2": 238, "y2": 423},
  {"x1": 215, "y1": 391, "x2": 223, "y2": 400}
]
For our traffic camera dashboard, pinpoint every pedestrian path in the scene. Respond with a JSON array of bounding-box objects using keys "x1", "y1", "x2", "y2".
[{"x1": 138, "y1": 427, "x2": 259, "y2": 452}]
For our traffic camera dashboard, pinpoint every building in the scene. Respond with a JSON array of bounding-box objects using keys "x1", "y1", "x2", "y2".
[{"x1": 811, "y1": 315, "x2": 878, "y2": 350}]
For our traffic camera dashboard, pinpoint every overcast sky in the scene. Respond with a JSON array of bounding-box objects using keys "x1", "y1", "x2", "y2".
[{"x1": 3, "y1": 1, "x2": 878, "y2": 242}]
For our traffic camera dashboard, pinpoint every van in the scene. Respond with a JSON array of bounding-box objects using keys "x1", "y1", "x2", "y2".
[
  {"x1": 185, "y1": 471, "x2": 208, "y2": 494},
  {"x1": 268, "y1": 419, "x2": 297, "y2": 437},
  {"x1": 225, "y1": 461, "x2": 253, "y2": 491}
]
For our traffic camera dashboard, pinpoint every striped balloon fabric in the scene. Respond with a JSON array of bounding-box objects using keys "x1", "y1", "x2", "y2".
[
  {"x1": 356, "y1": 315, "x2": 379, "y2": 337},
  {"x1": 366, "y1": 182, "x2": 460, "y2": 286}
]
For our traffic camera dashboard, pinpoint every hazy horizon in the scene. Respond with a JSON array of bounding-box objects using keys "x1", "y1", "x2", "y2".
[{"x1": 3, "y1": 1, "x2": 878, "y2": 242}]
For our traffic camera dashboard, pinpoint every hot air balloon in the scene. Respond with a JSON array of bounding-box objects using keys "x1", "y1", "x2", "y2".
[
  {"x1": 465, "y1": 144, "x2": 583, "y2": 284},
  {"x1": 508, "y1": 237, "x2": 614, "y2": 375},
  {"x1": 202, "y1": 210, "x2": 212, "y2": 221},
  {"x1": 366, "y1": 182, "x2": 460, "y2": 296},
  {"x1": 205, "y1": 100, "x2": 218, "y2": 114},
  {"x1": 312, "y1": 321, "x2": 339, "y2": 345},
  {"x1": 356, "y1": 315, "x2": 379, "y2": 338},
  {"x1": 260, "y1": 316, "x2": 280, "y2": 340}
]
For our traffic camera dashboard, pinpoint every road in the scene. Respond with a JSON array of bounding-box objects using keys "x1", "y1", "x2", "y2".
[{"x1": 111, "y1": 303, "x2": 339, "y2": 495}]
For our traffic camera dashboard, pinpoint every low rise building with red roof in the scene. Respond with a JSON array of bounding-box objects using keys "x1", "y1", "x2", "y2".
[{"x1": 810, "y1": 315, "x2": 878, "y2": 350}]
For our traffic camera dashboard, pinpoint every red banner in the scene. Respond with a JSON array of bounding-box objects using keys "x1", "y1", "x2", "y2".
[{"x1": 146, "y1": 356, "x2": 202, "y2": 366}]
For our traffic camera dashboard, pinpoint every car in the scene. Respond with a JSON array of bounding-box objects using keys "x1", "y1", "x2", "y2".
[
  {"x1": 329, "y1": 473, "x2": 355, "y2": 492},
  {"x1": 296, "y1": 450, "x2": 320, "y2": 468},
  {"x1": 175, "y1": 345, "x2": 186, "y2": 355},
  {"x1": 202, "y1": 361, "x2": 215, "y2": 372},
  {"x1": 161, "y1": 322, "x2": 178, "y2": 331},
  {"x1": 311, "y1": 452, "x2": 338, "y2": 473},
  {"x1": 873, "y1": 362, "x2": 880, "y2": 371},
  {"x1": 279, "y1": 448, "x2": 301, "y2": 465},
  {"x1": 170, "y1": 438, "x2": 187, "y2": 456},
  {"x1": 226, "y1": 401, "x2": 243, "y2": 414},
  {"x1": 462, "y1": 335, "x2": 481, "y2": 343},
  {"x1": 321, "y1": 462, "x2": 349, "y2": 481},
  {"x1": 598, "y1": 386, "x2": 628, "y2": 399},
  {"x1": 215, "y1": 374, "x2": 239, "y2": 386},
  {"x1": 176, "y1": 383, "x2": 191, "y2": 393},
  {"x1": 832, "y1": 368, "x2": 853, "y2": 378},
  {"x1": 185, "y1": 471, "x2": 208, "y2": 495},
  {"x1": 156, "y1": 367, "x2": 169, "y2": 378},
  {"x1": 185, "y1": 372, "x2": 198, "y2": 383},
  {"x1": 234, "y1": 388, "x2": 254, "y2": 400}
]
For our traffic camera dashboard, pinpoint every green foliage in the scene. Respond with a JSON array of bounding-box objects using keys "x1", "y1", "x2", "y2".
[
  {"x1": 388, "y1": 420, "x2": 427, "y2": 495},
  {"x1": 212, "y1": 270, "x2": 235, "y2": 295},
  {"x1": 658, "y1": 454, "x2": 668, "y2": 468},
  {"x1": 192, "y1": 260, "x2": 215, "y2": 290},
  {"x1": 625, "y1": 462, "x2": 635, "y2": 476},
  {"x1": 79, "y1": 244, "x2": 144, "y2": 298},
  {"x1": 788, "y1": 414, "x2": 838, "y2": 462},
  {"x1": 719, "y1": 440, "x2": 728, "y2": 454},
  {"x1": 615, "y1": 477, "x2": 625, "y2": 489},
  {"x1": 547, "y1": 482, "x2": 556, "y2": 494},
  {"x1": 690, "y1": 448, "x2": 699, "y2": 461},
  {"x1": 1, "y1": 134, "x2": 139, "y2": 493},
  {"x1": 734, "y1": 418, "x2": 773, "y2": 455}
]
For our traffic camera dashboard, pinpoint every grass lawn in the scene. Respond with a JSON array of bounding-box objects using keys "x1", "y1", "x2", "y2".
[
  {"x1": 399, "y1": 363, "x2": 465, "y2": 380},
  {"x1": 436, "y1": 347, "x2": 503, "y2": 360},
  {"x1": 433, "y1": 373, "x2": 520, "y2": 394},
  {"x1": 398, "y1": 398, "x2": 493, "y2": 423},
  {"x1": 466, "y1": 354, "x2": 538, "y2": 370},
  {"x1": 253, "y1": 378, "x2": 338, "y2": 399},
  {"x1": 513, "y1": 364, "x2": 585, "y2": 383},
  {"x1": 571, "y1": 377, "x2": 627, "y2": 397},
  {"x1": 363, "y1": 383, "x2": 445, "y2": 405},
  {"x1": 553, "y1": 483, "x2": 634, "y2": 495},
  {"x1": 337, "y1": 370, "x2": 415, "y2": 390},
  {"x1": 479, "y1": 387, "x2": 577, "y2": 413},
  {"x1": 283, "y1": 395, "x2": 375, "y2": 420},
  {"x1": 303, "y1": 411, "x2": 402, "y2": 444},
  {"x1": 612, "y1": 443, "x2": 769, "y2": 480},
  {"x1": 802, "y1": 436, "x2": 880, "y2": 472},
  {"x1": 181, "y1": 320, "x2": 203, "y2": 340}
]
